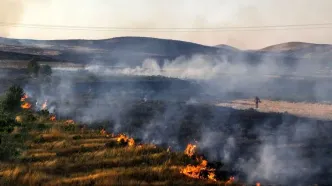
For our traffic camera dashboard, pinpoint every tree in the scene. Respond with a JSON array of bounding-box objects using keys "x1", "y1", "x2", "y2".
[
  {"x1": 27, "y1": 58, "x2": 40, "y2": 77},
  {"x1": 0, "y1": 85, "x2": 24, "y2": 113},
  {"x1": 40, "y1": 65, "x2": 52, "y2": 76}
]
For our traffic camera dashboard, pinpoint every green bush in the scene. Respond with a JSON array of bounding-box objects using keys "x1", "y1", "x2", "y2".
[
  {"x1": 0, "y1": 85, "x2": 24, "y2": 113},
  {"x1": 27, "y1": 58, "x2": 40, "y2": 77}
]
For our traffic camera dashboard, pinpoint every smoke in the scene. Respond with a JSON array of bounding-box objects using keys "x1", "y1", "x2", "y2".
[
  {"x1": 0, "y1": 0, "x2": 24, "y2": 37},
  {"x1": 19, "y1": 50, "x2": 332, "y2": 185}
]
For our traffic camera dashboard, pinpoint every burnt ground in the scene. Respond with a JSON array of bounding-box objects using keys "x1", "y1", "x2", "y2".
[
  {"x1": 2, "y1": 68, "x2": 332, "y2": 185},
  {"x1": 54, "y1": 100, "x2": 332, "y2": 186}
]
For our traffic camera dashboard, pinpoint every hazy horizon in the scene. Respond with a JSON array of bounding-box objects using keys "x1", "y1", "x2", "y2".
[{"x1": 1, "y1": 0, "x2": 332, "y2": 49}]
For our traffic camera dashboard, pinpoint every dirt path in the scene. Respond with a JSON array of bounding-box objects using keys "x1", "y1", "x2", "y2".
[{"x1": 216, "y1": 99, "x2": 332, "y2": 120}]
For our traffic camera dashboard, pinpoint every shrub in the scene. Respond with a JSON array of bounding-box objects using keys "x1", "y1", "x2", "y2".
[
  {"x1": 27, "y1": 58, "x2": 40, "y2": 77},
  {"x1": 0, "y1": 85, "x2": 24, "y2": 113}
]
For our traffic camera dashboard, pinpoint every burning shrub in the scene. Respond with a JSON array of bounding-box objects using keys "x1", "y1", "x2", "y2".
[
  {"x1": 184, "y1": 143, "x2": 197, "y2": 157},
  {"x1": 50, "y1": 115, "x2": 56, "y2": 121},
  {"x1": 181, "y1": 143, "x2": 237, "y2": 184},
  {"x1": 65, "y1": 120, "x2": 75, "y2": 125},
  {"x1": 116, "y1": 134, "x2": 135, "y2": 147},
  {"x1": 180, "y1": 159, "x2": 217, "y2": 181}
]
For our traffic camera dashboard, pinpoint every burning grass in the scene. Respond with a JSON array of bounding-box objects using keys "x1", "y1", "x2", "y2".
[
  {"x1": 0, "y1": 106, "x2": 239, "y2": 186},
  {"x1": 116, "y1": 133, "x2": 135, "y2": 147}
]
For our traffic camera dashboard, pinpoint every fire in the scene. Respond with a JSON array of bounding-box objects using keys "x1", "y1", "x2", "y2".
[
  {"x1": 21, "y1": 94, "x2": 28, "y2": 102},
  {"x1": 180, "y1": 159, "x2": 217, "y2": 182},
  {"x1": 116, "y1": 134, "x2": 135, "y2": 147},
  {"x1": 21, "y1": 102, "x2": 32, "y2": 109},
  {"x1": 184, "y1": 143, "x2": 197, "y2": 157},
  {"x1": 21, "y1": 94, "x2": 32, "y2": 109},
  {"x1": 41, "y1": 100, "x2": 48, "y2": 110},
  {"x1": 65, "y1": 120, "x2": 75, "y2": 125},
  {"x1": 225, "y1": 176, "x2": 235, "y2": 184},
  {"x1": 50, "y1": 115, "x2": 56, "y2": 121},
  {"x1": 100, "y1": 129, "x2": 107, "y2": 135},
  {"x1": 256, "y1": 183, "x2": 261, "y2": 186}
]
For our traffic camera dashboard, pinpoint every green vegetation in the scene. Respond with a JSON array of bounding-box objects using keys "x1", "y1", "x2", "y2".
[
  {"x1": 27, "y1": 58, "x2": 52, "y2": 77},
  {"x1": 0, "y1": 85, "x2": 25, "y2": 161},
  {"x1": 27, "y1": 58, "x2": 40, "y2": 77}
]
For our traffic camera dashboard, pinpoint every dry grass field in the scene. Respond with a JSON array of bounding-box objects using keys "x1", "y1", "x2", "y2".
[
  {"x1": 0, "y1": 119, "x2": 238, "y2": 186},
  {"x1": 217, "y1": 99, "x2": 332, "y2": 120}
]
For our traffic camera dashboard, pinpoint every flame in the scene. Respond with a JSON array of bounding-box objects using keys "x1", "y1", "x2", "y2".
[
  {"x1": 21, "y1": 94, "x2": 32, "y2": 109},
  {"x1": 225, "y1": 176, "x2": 235, "y2": 184},
  {"x1": 50, "y1": 115, "x2": 56, "y2": 121},
  {"x1": 21, "y1": 94, "x2": 28, "y2": 102},
  {"x1": 116, "y1": 134, "x2": 135, "y2": 147},
  {"x1": 65, "y1": 120, "x2": 75, "y2": 125},
  {"x1": 21, "y1": 102, "x2": 32, "y2": 109},
  {"x1": 41, "y1": 100, "x2": 48, "y2": 110},
  {"x1": 180, "y1": 159, "x2": 216, "y2": 182},
  {"x1": 100, "y1": 129, "x2": 107, "y2": 135},
  {"x1": 184, "y1": 143, "x2": 197, "y2": 157},
  {"x1": 256, "y1": 183, "x2": 261, "y2": 186}
]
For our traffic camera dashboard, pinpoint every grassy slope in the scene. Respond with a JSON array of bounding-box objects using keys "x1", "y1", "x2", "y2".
[{"x1": 0, "y1": 118, "x2": 237, "y2": 186}]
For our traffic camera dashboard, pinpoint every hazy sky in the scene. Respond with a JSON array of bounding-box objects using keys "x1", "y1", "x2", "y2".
[{"x1": 1, "y1": 0, "x2": 332, "y2": 49}]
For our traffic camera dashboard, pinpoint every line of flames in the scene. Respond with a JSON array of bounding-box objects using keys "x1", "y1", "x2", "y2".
[
  {"x1": 21, "y1": 94, "x2": 32, "y2": 109},
  {"x1": 21, "y1": 93, "x2": 260, "y2": 185}
]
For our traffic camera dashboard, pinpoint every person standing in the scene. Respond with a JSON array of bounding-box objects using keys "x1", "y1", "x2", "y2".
[{"x1": 255, "y1": 96, "x2": 261, "y2": 109}]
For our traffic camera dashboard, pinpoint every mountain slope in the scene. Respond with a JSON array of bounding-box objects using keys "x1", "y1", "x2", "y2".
[
  {"x1": 260, "y1": 42, "x2": 332, "y2": 52},
  {"x1": 0, "y1": 37, "x2": 235, "y2": 66}
]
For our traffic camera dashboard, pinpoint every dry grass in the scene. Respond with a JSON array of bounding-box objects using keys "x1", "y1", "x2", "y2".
[
  {"x1": 0, "y1": 121, "x2": 234, "y2": 186},
  {"x1": 217, "y1": 99, "x2": 332, "y2": 120}
]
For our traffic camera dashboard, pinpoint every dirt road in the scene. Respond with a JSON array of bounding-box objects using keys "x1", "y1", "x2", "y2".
[{"x1": 216, "y1": 99, "x2": 332, "y2": 120}]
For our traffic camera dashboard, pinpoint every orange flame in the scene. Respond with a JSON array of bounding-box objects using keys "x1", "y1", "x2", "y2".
[
  {"x1": 50, "y1": 115, "x2": 56, "y2": 121},
  {"x1": 100, "y1": 129, "x2": 107, "y2": 135},
  {"x1": 21, "y1": 102, "x2": 32, "y2": 109},
  {"x1": 116, "y1": 134, "x2": 135, "y2": 147},
  {"x1": 42, "y1": 100, "x2": 48, "y2": 110},
  {"x1": 65, "y1": 120, "x2": 75, "y2": 125},
  {"x1": 256, "y1": 183, "x2": 261, "y2": 186},
  {"x1": 181, "y1": 143, "x2": 218, "y2": 181},
  {"x1": 21, "y1": 94, "x2": 28, "y2": 102},
  {"x1": 100, "y1": 129, "x2": 112, "y2": 138},
  {"x1": 180, "y1": 159, "x2": 217, "y2": 182},
  {"x1": 184, "y1": 143, "x2": 197, "y2": 157},
  {"x1": 225, "y1": 176, "x2": 235, "y2": 184}
]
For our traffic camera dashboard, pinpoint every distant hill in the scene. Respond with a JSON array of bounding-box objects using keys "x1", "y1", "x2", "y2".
[
  {"x1": 0, "y1": 37, "x2": 332, "y2": 70},
  {"x1": 215, "y1": 44, "x2": 240, "y2": 51},
  {"x1": 260, "y1": 42, "x2": 332, "y2": 52},
  {"x1": 0, "y1": 37, "x2": 238, "y2": 66}
]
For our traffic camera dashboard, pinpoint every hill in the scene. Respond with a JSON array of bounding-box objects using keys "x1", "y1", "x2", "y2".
[
  {"x1": 0, "y1": 37, "x2": 232, "y2": 66},
  {"x1": 260, "y1": 42, "x2": 332, "y2": 52},
  {"x1": 1, "y1": 37, "x2": 332, "y2": 73},
  {"x1": 214, "y1": 44, "x2": 240, "y2": 51}
]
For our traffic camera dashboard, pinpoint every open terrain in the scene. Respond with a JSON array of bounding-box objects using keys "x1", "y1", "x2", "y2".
[
  {"x1": 217, "y1": 99, "x2": 332, "y2": 120},
  {"x1": 1, "y1": 37, "x2": 332, "y2": 185}
]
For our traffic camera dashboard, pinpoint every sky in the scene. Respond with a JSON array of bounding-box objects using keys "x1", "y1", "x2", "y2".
[{"x1": 1, "y1": 0, "x2": 332, "y2": 49}]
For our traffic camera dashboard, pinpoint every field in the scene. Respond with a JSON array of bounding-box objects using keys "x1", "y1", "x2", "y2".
[
  {"x1": 0, "y1": 119, "x2": 238, "y2": 186},
  {"x1": 217, "y1": 99, "x2": 332, "y2": 120}
]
